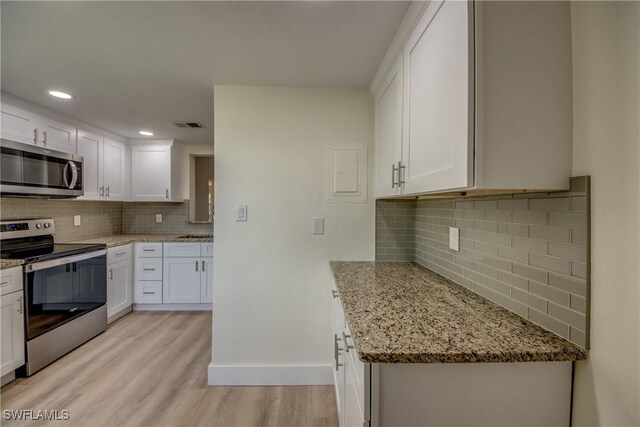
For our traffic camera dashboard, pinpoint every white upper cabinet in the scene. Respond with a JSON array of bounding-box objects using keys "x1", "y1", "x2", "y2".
[
  {"x1": 38, "y1": 115, "x2": 77, "y2": 153},
  {"x1": 130, "y1": 142, "x2": 183, "y2": 202},
  {"x1": 103, "y1": 138, "x2": 126, "y2": 200},
  {"x1": 371, "y1": 0, "x2": 573, "y2": 197},
  {"x1": 374, "y1": 55, "x2": 403, "y2": 198},
  {"x1": 0, "y1": 103, "x2": 39, "y2": 145},
  {"x1": 402, "y1": 0, "x2": 472, "y2": 195},
  {"x1": 77, "y1": 130, "x2": 103, "y2": 200}
]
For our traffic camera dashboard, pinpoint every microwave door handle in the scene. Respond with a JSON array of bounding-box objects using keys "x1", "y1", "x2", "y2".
[
  {"x1": 63, "y1": 161, "x2": 70, "y2": 188},
  {"x1": 69, "y1": 161, "x2": 78, "y2": 189}
]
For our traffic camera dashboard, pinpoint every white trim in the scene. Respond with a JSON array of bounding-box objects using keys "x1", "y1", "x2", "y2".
[
  {"x1": 207, "y1": 364, "x2": 333, "y2": 386},
  {"x1": 133, "y1": 303, "x2": 212, "y2": 311},
  {"x1": 107, "y1": 306, "x2": 132, "y2": 324}
]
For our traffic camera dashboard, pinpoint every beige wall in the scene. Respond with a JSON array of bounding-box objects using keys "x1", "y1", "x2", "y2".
[
  {"x1": 210, "y1": 86, "x2": 374, "y2": 383},
  {"x1": 571, "y1": 2, "x2": 640, "y2": 426}
]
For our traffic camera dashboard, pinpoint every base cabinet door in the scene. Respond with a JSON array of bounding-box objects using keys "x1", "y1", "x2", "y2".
[
  {"x1": 200, "y1": 258, "x2": 213, "y2": 303},
  {"x1": 107, "y1": 259, "x2": 132, "y2": 320},
  {"x1": 163, "y1": 258, "x2": 201, "y2": 303},
  {"x1": 0, "y1": 291, "x2": 25, "y2": 376}
]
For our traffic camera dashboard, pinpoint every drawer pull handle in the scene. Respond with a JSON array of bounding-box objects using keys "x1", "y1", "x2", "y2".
[
  {"x1": 142, "y1": 249, "x2": 156, "y2": 252},
  {"x1": 143, "y1": 268, "x2": 156, "y2": 271},
  {"x1": 202, "y1": 260, "x2": 205, "y2": 271},
  {"x1": 334, "y1": 334, "x2": 344, "y2": 370},
  {"x1": 342, "y1": 331, "x2": 354, "y2": 353},
  {"x1": 115, "y1": 251, "x2": 126, "y2": 256},
  {"x1": 142, "y1": 291, "x2": 155, "y2": 295},
  {"x1": 331, "y1": 289, "x2": 338, "y2": 299},
  {"x1": 1, "y1": 280, "x2": 9, "y2": 286}
]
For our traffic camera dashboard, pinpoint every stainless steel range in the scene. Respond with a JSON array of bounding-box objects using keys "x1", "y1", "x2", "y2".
[{"x1": 0, "y1": 219, "x2": 107, "y2": 376}]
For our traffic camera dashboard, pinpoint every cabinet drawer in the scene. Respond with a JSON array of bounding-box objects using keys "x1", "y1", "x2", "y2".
[
  {"x1": 201, "y1": 243, "x2": 214, "y2": 258},
  {"x1": 134, "y1": 281, "x2": 162, "y2": 304},
  {"x1": 163, "y1": 243, "x2": 202, "y2": 258},
  {"x1": 135, "y1": 243, "x2": 163, "y2": 258},
  {"x1": 135, "y1": 259, "x2": 162, "y2": 281},
  {"x1": 0, "y1": 266, "x2": 23, "y2": 296},
  {"x1": 107, "y1": 244, "x2": 131, "y2": 264}
]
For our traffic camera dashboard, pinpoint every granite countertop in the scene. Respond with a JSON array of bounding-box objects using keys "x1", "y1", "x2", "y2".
[
  {"x1": 0, "y1": 259, "x2": 25, "y2": 270},
  {"x1": 330, "y1": 261, "x2": 587, "y2": 364},
  {"x1": 69, "y1": 234, "x2": 213, "y2": 248}
]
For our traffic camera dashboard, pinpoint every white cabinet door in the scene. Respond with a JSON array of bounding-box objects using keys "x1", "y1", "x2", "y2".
[
  {"x1": 77, "y1": 130, "x2": 103, "y2": 200},
  {"x1": 103, "y1": 138, "x2": 126, "y2": 201},
  {"x1": 0, "y1": 291, "x2": 25, "y2": 376},
  {"x1": 107, "y1": 259, "x2": 132, "y2": 320},
  {"x1": 403, "y1": 0, "x2": 473, "y2": 195},
  {"x1": 39, "y1": 116, "x2": 76, "y2": 153},
  {"x1": 345, "y1": 353, "x2": 366, "y2": 427},
  {"x1": 200, "y1": 258, "x2": 213, "y2": 303},
  {"x1": 332, "y1": 287, "x2": 346, "y2": 426},
  {"x1": 0, "y1": 103, "x2": 38, "y2": 145},
  {"x1": 375, "y1": 55, "x2": 403, "y2": 198},
  {"x1": 163, "y1": 257, "x2": 201, "y2": 303},
  {"x1": 130, "y1": 145, "x2": 171, "y2": 201}
]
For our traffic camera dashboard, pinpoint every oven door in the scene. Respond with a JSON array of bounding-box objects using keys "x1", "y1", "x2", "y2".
[
  {"x1": 0, "y1": 139, "x2": 83, "y2": 198},
  {"x1": 24, "y1": 250, "x2": 106, "y2": 340}
]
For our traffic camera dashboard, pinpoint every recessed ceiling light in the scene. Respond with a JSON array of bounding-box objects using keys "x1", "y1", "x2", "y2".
[
  {"x1": 139, "y1": 130, "x2": 154, "y2": 136},
  {"x1": 48, "y1": 90, "x2": 73, "y2": 99}
]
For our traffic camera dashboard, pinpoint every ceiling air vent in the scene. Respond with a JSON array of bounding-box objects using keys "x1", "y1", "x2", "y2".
[{"x1": 172, "y1": 122, "x2": 205, "y2": 129}]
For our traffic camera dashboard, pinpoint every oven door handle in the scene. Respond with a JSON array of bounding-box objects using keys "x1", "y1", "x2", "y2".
[{"x1": 24, "y1": 249, "x2": 107, "y2": 273}]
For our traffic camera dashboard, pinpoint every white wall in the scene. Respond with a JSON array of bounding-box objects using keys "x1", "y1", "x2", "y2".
[
  {"x1": 210, "y1": 86, "x2": 374, "y2": 384},
  {"x1": 571, "y1": 2, "x2": 640, "y2": 426}
]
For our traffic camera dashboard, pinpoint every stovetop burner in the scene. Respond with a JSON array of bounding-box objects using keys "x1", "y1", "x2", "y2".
[{"x1": 0, "y1": 218, "x2": 106, "y2": 263}]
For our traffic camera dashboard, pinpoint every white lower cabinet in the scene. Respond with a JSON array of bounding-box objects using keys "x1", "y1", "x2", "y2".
[
  {"x1": 331, "y1": 284, "x2": 573, "y2": 427},
  {"x1": 106, "y1": 245, "x2": 132, "y2": 323},
  {"x1": 134, "y1": 242, "x2": 213, "y2": 307},
  {"x1": 1, "y1": 267, "x2": 25, "y2": 379}
]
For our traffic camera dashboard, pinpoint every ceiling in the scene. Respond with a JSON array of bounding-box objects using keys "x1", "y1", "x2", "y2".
[{"x1": 1, "y1": 1, "x2": 410, "y2": 145}]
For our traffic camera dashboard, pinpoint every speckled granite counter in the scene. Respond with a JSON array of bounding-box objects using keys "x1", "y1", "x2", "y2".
[
  {"x1": 0, "y1": 259, "x2": 24, "y2": 270},
  {"x1": 69, "y1": 234, "x2": 213, "y2": 248},
  {"x1": 330, "y1": 261, "x2": 586, "y2": 364}
]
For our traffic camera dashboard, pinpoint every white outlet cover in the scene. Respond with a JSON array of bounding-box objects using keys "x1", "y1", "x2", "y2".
[
  {"x1": 449, "y1": 227, "x2": 460, "y2": 251},
  {"x1": 155, "y1": 214, "x2": 163, "y2": 223},
  {"x1": 73, "y1": 215, "x2": 81, "y2": 226}
]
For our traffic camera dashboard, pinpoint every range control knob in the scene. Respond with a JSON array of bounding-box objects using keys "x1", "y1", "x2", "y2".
[
  {"x1": 43, "y1": 223, "x2": 51, "y2": 229},
  {"x1": 36, "y1": 223, "x2": 42, "y2": 229}
]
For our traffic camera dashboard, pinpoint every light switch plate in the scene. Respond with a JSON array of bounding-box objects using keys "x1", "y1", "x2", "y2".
[
  {"x1": 155, "y1": 214, "x2": 163, "y2": 223},
  {"x1": 312, "y1": 217, "x2": 325, "y2": 235},
  {"x1": 449, "y1": 227, "x2": 460, "y2": 251},
  {"x1": 73, "y1": 215, "x2": 81, "y2": 226},
  {"x1": 236, "y1": 204, "x2": 247, "y2": 222}
]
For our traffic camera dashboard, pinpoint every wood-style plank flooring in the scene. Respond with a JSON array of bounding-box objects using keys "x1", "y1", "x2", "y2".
[{"x1": 1, "y1": 311, "x2": 338, "y2": 427}]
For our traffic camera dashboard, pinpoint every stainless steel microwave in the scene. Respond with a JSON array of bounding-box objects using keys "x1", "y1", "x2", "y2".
[{"x1": 0, "y1": 139, "x2": 84, "y2": 198}]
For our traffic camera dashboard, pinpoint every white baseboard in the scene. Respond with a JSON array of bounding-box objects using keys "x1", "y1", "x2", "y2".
[
  {"x1": 133, "y1": 303, "x2": 212, "y2": 311},
  {"x1": 208, "y1": 363, "x2": 333, "y2": 386}
]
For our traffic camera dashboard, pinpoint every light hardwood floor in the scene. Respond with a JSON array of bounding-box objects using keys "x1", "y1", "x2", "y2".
[{"x1": 1, "y1": 311, "x2": 338, "y2": 427}]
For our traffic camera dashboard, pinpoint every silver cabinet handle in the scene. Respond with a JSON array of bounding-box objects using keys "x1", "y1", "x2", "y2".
[
  {"x1": 201, "y1": 260, "x2": 205, "y2": 271},
  {"x1": 342, "y1": 331, "x2": 354, "y2": 353},
  {"x1": 195, "y1": 261, "x2": 199, "y2": 272},
  {"x1": 331, "y1": 289, "x2": 338, "y2": 299},
  {"x1": 143, "y1": 267, "x2": 156, "y2": 271},
  {"x1": 166, "y1": 188, "x2": 169, "y2": 199},
  {"x1": 142, "y1": 291, "x2": 155, "y2": 295},
  {"x1": 42, "y1": 130, "x2": 47, "y2": 145},
  {"x1": 1, "y1": 280, "x2": 9, "y2": 286},
  {"x1": 33, "y1": 128, "x2": 38, "y2": 144},
  {"x1": 398, "y1": 161, "x2": 406, "y2": 185},
  {"x1": 391, "y1": 163, "x2": 399, "y2": 188},
  {"x1": 108, "y1": 268, "x2": 113, "y2": 280},
  {"x1": 115, "y1": 251, "x2": 126, "y2": 256},
  {"x1": 16, "y1": 297, "x2": 22, "y2": 314},
  {"x1": 142, "y1": 248, "x2": 155, "y2": 252},
  {"x1": 106, "y1": 186, "x2": 110, "y2": 198},
  {"x1": 100, "y1": 186, "x2": 105, "y2": 197}
]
